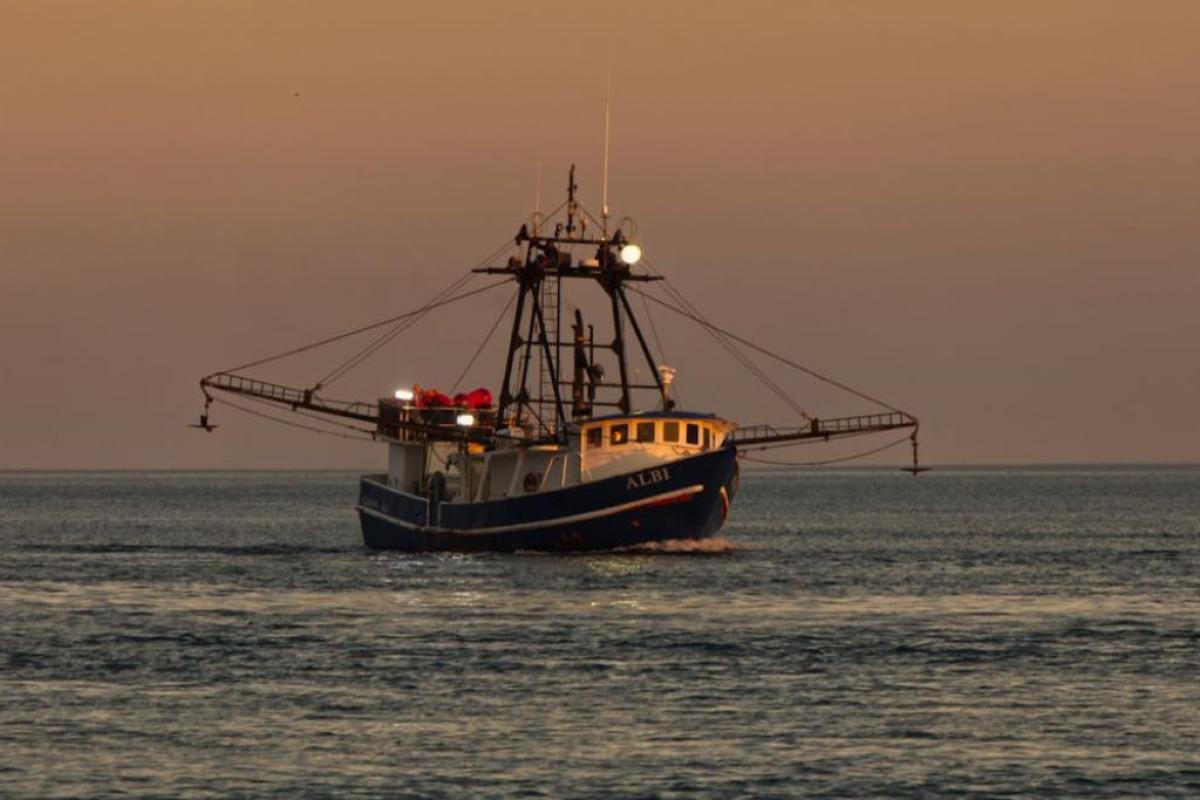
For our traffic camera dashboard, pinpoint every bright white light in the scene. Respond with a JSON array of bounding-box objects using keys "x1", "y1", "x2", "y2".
[
  {"x1": 394, "y1": 388, "x2": 414, "y2": 402},
  {"x1": 456, "y1": 413, "x2": 476, "y2": 427},
  {"x1": 619, "y1": 244, "x2": 642, "y2": 265}
]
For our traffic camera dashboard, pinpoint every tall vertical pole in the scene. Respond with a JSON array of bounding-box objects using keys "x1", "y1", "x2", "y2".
[
  {"x1": 497, "y1": 276, "x2": 529, "y2": 425},
  {"x1": 532, "y1": 161, "x2": 542, "y2": 235},
  {"x1": 601, "y1": 68, "x2": 611, "y2": 241},
  {"x1": 609, "y1": 286, "x2": 630, "y2": 414},
  {"x1": 617, "y1": 286, "x2": 665, "y2": 398}
]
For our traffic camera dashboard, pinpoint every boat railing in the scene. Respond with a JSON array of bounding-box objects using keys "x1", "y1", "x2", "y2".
[
  {"x1": 201, "y1": 372, "x2": 498, "y2": 443},
  {"x1": 377, "y1": 400, "x2": 497, "y2": 441},
  {"x1": 202, "y1": 372, "x2": 379, "y2": 420}
]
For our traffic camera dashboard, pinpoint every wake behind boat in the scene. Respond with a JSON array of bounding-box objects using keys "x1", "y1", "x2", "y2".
[{"x1": 195, "y1": 166, "x2": 922, "y2": 551}]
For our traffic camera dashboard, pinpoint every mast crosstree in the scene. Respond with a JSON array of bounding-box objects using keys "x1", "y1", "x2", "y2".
[{"x1": 484, "y1": 164, "x2": 667, "y2": 441}]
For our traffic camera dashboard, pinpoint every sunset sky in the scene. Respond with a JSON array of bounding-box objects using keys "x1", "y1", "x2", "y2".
[{"x1": 2, "y1": 1, "x2": 1197, "y2": 468}]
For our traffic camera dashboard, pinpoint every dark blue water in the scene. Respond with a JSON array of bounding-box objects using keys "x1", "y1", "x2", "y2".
[{"x1": 2, "y1": 467, "x2": 1198, "y2": 798}]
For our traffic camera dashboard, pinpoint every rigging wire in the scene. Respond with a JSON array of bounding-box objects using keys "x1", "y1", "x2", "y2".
[
  {"x1": 637, "y1": 288, "x2": 682, "y2": 407},
  {"x1": 235, "y1": 391, "x2": 379, "y2": 435},
  {"x1": 626, "y1": 281, "x2": 909, "y2": 416},
  {"x1": 219, "y1": 275, "x2": 466, "y2": 374},
  {"x1": 315, "y1": 277, "x2": 515, "y2": 389},
  {"x1": 211, "y1": 397, "x2": 376, "y2": 442},
  {"x1": 315, "y1": 230, "x2": 532, "y2": 388},
  {"x1": 450, "y1": 291, "x2": 519, "y2": 394},
  {"x1": 739, "y1": 434, "x2": 912, "y2": 467},
  {"x1": 217, "y1": 234, "x2": 520, "y2": 376},
  {"x1": 738, "y1": 429, "x2": 882, "y2": 454},
  {"x1": 214, "y1": 278, "x2": 511, "y2": 391},
  {"x1": 644, "y1": 269, "x2": 810, "y2": 420},
  {"x1": 315, "y1": 272, "x2": 477, "y2": 389}
]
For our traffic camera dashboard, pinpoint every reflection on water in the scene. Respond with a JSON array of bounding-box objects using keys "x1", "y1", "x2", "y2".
[{"x1": 1, "y1": 467, "x2": 1198, "y2": 797}]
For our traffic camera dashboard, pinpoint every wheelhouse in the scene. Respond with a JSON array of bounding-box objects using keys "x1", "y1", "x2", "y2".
[{"x1": 579, "y1": 412, "x2": 735, "y2": 481}]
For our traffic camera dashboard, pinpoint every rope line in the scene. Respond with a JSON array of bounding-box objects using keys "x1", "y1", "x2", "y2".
[
  {"x1": 212, "y1": 397, "x2": 376, "y2": 442},
  {"x1": 315, "y1": 278, "x2": 515, "y2": 388},
  {"x1": 217, "y1": 232, "x2": 520, "y2": 376},
  {"x1": 451, "y1": 291, "x2": 518, "y2": 394},
  {"x1": 627, "y1": 282, "x2": 909, "y2": 416},
  {"x1": 639, "y1": 260, "x2": 811, "y2": 420},
  {"x1": 236, "y1": 392, "x2": 378, "y2": 435},
  {"x1": 740, "y1": 434, "x2": 911, "y2": 466},
  {"x1": 315, "y1": 272, "x2": 476, "y2": 388},
  {"x1": 636, "y1": 288, "x2": 682, "y2": 406}
]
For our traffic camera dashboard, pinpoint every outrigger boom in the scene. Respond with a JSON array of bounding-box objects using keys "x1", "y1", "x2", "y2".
[
  {"x1": 730, "y1": 412, "x2": 917, "y2": 447},
  {"x1": 199, "y1": 372, "x2": 496, "y2": 445},
  {"x1": 200, "y1": 371, "x2": 917, "y2": 449}
]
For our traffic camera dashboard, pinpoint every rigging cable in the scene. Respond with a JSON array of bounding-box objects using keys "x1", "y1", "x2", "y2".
[
  {"x1": 637, "y1": 258, "x2": 811, "y2": 420},
  {"x1": 626, "y1": 282, "x2": 910, "y2": 416},
  {"x1": 450, "y1": 291, "x2": 519, "y2": 394},
  {"x1": 220, "y1": 274, "x2": 467, "y2": 374},
  {"x1": 313, "y1": 277, "x2": 515, "y2": 389},
  {"x1": 636, "y1": 288, "x2": 683, "y2": 406},
  {"x1": 739, "y1": 434, "x2": 912, "y2": 467},
  {"x1": 313, "y1": 233, "x2": 535, "y2": 389},
  {"x1": 217, "y1": 234, "x2": 520, "y2": 376},
  {"x1": 315, "y1": 271, "x2": 477, "y2": 389},
  {"x1": 211, "y1": 397, "x2": 376, "y2": 442},
  {"x1": 235, "y1": 391, "x2": 379, "y2": 435}
]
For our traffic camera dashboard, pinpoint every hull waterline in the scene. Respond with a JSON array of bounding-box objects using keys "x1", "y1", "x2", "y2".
[{"x1": 358, "y1": 446, "x2": 739, "y2": 552}]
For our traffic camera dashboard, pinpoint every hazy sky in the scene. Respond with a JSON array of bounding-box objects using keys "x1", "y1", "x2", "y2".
[{"x1": 2, "y1": 1, "x2": 1198, "y2": 468}]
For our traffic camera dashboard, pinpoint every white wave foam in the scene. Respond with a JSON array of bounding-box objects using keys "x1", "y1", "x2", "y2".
[{"x1": 615, "y1": 537, "x2": 739, "y2": 555}]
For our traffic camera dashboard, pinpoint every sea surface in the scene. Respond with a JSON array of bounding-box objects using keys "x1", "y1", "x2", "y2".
[{"x1": 1, "y1": 466, "x2": 1198, "y2": 798}]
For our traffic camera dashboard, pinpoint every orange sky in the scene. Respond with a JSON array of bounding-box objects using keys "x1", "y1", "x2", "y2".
[{"x1": 2, "y1": 1, "x2": 1198, "y2": 468}]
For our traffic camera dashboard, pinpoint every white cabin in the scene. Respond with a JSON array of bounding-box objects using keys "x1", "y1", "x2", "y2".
[{"x1": 382, "y1": 412, "x2": 734, "y2": 503}]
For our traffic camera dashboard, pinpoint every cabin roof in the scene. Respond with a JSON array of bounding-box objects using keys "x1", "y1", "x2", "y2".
[{"x1": 582, "y1": 410, "x2": 720, "y2": 424}]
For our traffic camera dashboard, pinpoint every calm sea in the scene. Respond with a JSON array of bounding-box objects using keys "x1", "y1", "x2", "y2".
[{"x1": 1, "y1": 466, "x2": 1198, "y2": 798}]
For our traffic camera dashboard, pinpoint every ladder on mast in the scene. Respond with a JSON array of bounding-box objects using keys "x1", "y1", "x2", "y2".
[{"x1": 537, "y1": 271, "x2": 560, "y2": 436}]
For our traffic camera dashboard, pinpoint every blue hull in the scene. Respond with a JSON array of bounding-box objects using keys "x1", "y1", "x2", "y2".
[{"x1": 357, "y1": 446, "x2": 740, "y2": 552}]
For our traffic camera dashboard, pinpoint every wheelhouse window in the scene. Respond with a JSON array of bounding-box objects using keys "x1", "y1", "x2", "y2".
[
  {"x1": 585, "y1": 427, "x2": 602, "y2": 449},
  {"x1": 610, "y1": 424, "x2": 629, "y2": 445},
  {"x1": 686, "y1": 423, "x2": 700, "y2": 446},
  {"x1": 636, "y1": 422, "x2": 655, "y2": 443},
  {"x1": 663, "y1": 421, "x2": 680, "y2": 443}
]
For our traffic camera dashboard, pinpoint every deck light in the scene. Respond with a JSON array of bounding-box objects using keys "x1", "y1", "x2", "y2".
[
  {"x1": 394, "y1": 388, "x2": 414, "y2": 402},
  {"x1": 619, "y1": 244, "x2": 642, "y2": 265},
  {"x1": 456, "y1": 413, "x2": 476, "y2": 427}
]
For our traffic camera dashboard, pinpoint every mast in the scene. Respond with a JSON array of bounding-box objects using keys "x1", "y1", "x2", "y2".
[
  {"x1": 607, "y1": 281, "x2": 630, "y2": 414},
  {"x1": 601, "y1": 80, "x2": 611, "y2": 240},
  {"x1": 483, "y1": 167, "x2": 664, "y2": 437}
]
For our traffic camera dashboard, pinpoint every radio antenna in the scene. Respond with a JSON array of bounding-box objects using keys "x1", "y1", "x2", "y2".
[
  {"x1": 601, "y1": 59, "x2": 612, "y2": 239},
  {"x1": 533, "y1": 160, "x2": 542, "y2": 235}
]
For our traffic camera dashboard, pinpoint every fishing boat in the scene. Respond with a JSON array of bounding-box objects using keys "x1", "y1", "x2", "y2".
[{"x1": 195, "y1": 166, "x2": 922, "y2": 551}]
